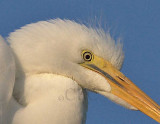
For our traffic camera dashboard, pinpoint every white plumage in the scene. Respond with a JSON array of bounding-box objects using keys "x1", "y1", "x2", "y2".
[
  {"x1": 0, "y1": 36, "x2": 15, "y2": 124},
  {"x1": 0, "y1": 19, "x2": 159, "y2": 124}
]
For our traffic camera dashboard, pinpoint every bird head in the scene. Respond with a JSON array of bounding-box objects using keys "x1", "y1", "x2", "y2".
[{"x1": 8, "y1": 19, "x2": 160, "y2": 122}]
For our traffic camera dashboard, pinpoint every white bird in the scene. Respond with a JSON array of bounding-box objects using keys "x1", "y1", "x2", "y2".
[{"x1": 0, "y1": 19, "x2": 160, "y2": 124}]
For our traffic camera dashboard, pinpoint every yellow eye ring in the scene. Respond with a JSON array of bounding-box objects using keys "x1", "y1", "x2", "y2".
[{"x1": 83, "y1": 51, "x2": 93, "y2": 61}]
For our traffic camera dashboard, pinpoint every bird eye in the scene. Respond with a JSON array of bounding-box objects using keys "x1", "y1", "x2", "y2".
[{"x1": 83, "y1": 52, "x2": 92, "y2": 61}]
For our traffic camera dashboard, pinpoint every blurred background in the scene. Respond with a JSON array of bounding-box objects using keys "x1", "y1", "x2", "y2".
[{"x1": 0, "y1": 0, "x2": 160, "y2": 123}]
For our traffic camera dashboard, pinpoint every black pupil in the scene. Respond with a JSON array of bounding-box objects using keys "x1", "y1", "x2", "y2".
[{"x1": 85, "y1": 54, "x2": 91, "y2": 60}]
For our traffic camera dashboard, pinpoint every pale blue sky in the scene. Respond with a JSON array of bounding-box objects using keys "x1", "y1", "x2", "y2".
[{"x1": 0, "y1": 0, "x2": 160, "y2": 123}]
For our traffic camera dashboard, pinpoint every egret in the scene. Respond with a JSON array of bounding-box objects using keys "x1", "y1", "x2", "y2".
[{"x1": 0, "y1": 19, "x2": 160, "y2": 124}]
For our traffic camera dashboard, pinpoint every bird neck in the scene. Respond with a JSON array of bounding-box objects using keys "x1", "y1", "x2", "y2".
[{"x1": 13, "y1": 73, "x2": 88, "y2": 124}]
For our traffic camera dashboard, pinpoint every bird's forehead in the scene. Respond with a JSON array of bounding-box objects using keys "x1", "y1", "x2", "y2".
[{"x1": 48, "y1": 20, "x2": 124, "y2": 66}]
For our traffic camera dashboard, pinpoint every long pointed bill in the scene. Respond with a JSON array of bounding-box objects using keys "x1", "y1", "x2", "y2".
[{"x1": 80, "y1": 54, "x2": 160, "y2": 123}]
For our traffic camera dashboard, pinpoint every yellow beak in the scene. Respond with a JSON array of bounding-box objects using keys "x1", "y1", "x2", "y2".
[{"x1": 80, "y1": 54, "x2": 160, "y2": 123}]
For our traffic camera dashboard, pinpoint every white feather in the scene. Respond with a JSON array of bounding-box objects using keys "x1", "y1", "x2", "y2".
[
  {"x1": 0, "y1": 19, "x2": 135, "y2": 124},
  {"x1": 0, "y1": 36, "x2": 15, "y2": 124}
]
